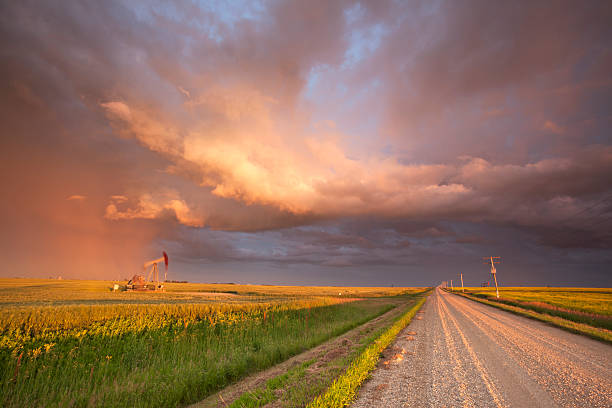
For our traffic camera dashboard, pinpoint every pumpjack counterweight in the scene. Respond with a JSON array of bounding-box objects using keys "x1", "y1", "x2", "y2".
[{"x1": 127, "y1": 251, "x2": 168, "y2": 291}]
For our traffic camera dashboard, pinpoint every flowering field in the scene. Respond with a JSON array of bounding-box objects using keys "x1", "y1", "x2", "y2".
[
  {"x1": 0, "y1": 279, "x2": 425, "y2": 407},
  {"x1": 460, "y1": 287, "x2": 612, "y2": 331},
  {"x1": 463, "y1": 287, "x2": 611, "y2": 316}
]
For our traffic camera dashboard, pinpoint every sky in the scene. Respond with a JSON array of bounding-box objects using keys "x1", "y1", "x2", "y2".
[{"x1": 1, "y1": 0, "x2": 611, "y2": 287}]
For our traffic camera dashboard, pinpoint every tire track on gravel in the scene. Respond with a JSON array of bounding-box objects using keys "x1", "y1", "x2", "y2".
[{"x1": 351, "y1": 288, "x2": 612, "y2": 408}]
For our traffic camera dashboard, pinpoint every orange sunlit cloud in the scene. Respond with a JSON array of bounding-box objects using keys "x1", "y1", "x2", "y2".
[
  {"x1": 67, "y1": 195, "x2": 87, "y2": 201},
  {"x1": 1, "y1": 1, "x2": 611, "y2": 285}
]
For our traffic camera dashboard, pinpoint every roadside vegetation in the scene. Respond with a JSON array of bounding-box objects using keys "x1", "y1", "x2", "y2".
[
  {"x1": 214, "y1": 290, "x2": 430, "y2": 408},
  {"x1": 308, "y1": 293, "x2": 429, "y2": 408},
  {"x1": 450, "y1": 287, "x2": 612, "y2": 343},
  {"x1": 0, "y1": 278, "x2": 426, "y2": 407}
]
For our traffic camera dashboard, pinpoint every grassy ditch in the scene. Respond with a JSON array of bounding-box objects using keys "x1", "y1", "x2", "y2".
[
  {"x1": 1, "y1": 300, "x2": 395, "y2": 408},
  {"x1": 470, "y1": 294, "x2": 612, "y2": 330},
  {"x1": 228, "y1": 359, "x2": 317, "y2": 408},
  {"x1": 220, "y1": 294, "x2": 426, "y2": 408},
  {"x1": 306, "y1": 292, "x2": 430, "y2": 408},
  {"x1": 451, "y1": 291, "x2": 612, "y2": 344},
  {"x1": 462, "y1": 287, "x2": 611, "y2": 330},
  {"x1": 462, "y1": 287, "x2": 611, "y2": 316},
  {"x1": 227, "y1": 329, "x2": 383, "y2": 408}
]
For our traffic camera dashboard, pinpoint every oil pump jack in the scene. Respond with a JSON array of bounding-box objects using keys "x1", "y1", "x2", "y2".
[{"x1": 127, "y1": 252, "x2": 168, "y2": 291}]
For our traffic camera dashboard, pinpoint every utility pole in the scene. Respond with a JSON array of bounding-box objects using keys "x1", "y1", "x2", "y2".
[
  {"x1": 460, "y1": 272, "x2": 464, "y2": 292},
  {"x1": 450, "y1": 279, "x2": 453, "y2": 292},
  {"x1": 483, "y1": 256, "x2": 501, "y2": 298}
]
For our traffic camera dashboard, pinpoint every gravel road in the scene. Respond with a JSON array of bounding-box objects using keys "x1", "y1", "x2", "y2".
[{"x1": 352, "y1": 288, "x2": 612, "y2": 408}]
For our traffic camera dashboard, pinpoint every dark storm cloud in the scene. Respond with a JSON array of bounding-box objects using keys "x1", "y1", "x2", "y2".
[
  {"x1": 0, "y1": 0, "x2": 610, "y2": 284},
  {"x1": 371, "y1": 1, "x2": 612, "y2": 156}
]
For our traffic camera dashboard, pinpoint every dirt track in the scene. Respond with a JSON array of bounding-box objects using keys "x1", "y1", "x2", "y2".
[
  {"x1": 352, "y1": 288, "x2": 612, "y2": 408},
  {"x1": 190, "y1": 298, "x2": 412, "y2": 408}
]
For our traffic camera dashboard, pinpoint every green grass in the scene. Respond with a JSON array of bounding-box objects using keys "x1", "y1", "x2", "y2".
[
  {"x1": 0, "y1": 279, "x2": 429, "y2": 407},
  {"x1": 230, "y1": 332, "x2": 377, "y2": 408},
  {"x1": 229, "y1": 359, "x2": 316, "y2": 407},
  {"x1": 282, "y1": 325, "x2": 391, "y2": 408},
  {"x1": 452, "y1": 290, "x2": 612, "y2": 344},
  {"x1": 0, "y1": 299, "x2": 399, "y2": 408},
  {"x1": 464, "y1": 287, "x2": 611, "y2": 315},
  {"x1": 227, "y1": 295, "x2": 425, "y2": 408},
  {"x1": 462, "y1": 287, "x2": 612, "y2": 330},
  {"x1": 307, "y1": 292, "x2": 430, "y2": 408}
]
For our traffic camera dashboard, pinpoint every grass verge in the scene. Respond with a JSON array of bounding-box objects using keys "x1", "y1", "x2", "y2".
[
  {"x1": 1, "y1": 300, "x2": 394, "y2": 408},
  {"x1": 306, "y1": 292, "x2": 430, "y2": 408},
  {"x1": 222, "y1": 295, "x2": 421, "y2": 408},
  {"x1": 228, "y1": 359, "x2": 316, "y2": 407},
  {"x1": 450, "y1": 291, "x2": 612, "y2": 344},
  {"x1": 459, "y1": 287, "x2": 611, "y2": 318},
  {"x1": 461, "y1": 287, "x2": 611, "y2": 330}
]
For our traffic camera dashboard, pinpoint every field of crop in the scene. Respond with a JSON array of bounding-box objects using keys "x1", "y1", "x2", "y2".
[
  {"x1": 0, "y1": 279, "x2": 427, "y2": 407},
  {"x1": 461, "y1": 287, "x2": 612, "y2": 331},
  {"x1": 0, "y1": 279, "x2": 415, "y2": 307}
]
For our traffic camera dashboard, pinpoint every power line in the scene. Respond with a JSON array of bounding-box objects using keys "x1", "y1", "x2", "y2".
[
  {"x1": 555, "y1": 191, "x2": 612, "y2": 229},
  {"x1": 483, "y1": 256, "x2": 501, "y2": 298}
]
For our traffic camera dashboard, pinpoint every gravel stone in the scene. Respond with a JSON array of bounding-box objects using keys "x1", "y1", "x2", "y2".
[{"x1": 351, "y1": 288, "x2": 612, "y2": 408}]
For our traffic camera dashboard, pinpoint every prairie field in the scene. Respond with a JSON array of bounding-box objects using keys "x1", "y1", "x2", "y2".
[
  {"x1": 462, "y1": 287, "x2": 612, "y2": 330},
  {"x1": 0, "y1": 278, "x2": 428, "y2": 407}
]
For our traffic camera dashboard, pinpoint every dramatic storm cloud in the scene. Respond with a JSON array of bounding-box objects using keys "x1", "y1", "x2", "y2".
[{"x1": 1, "y1": 0, "x2": 611, "y2": 285}]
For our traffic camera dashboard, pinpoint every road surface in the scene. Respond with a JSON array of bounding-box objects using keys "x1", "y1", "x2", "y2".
[{"x1": 352, "y1": 288, "x2": 612, "y2": 408}]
